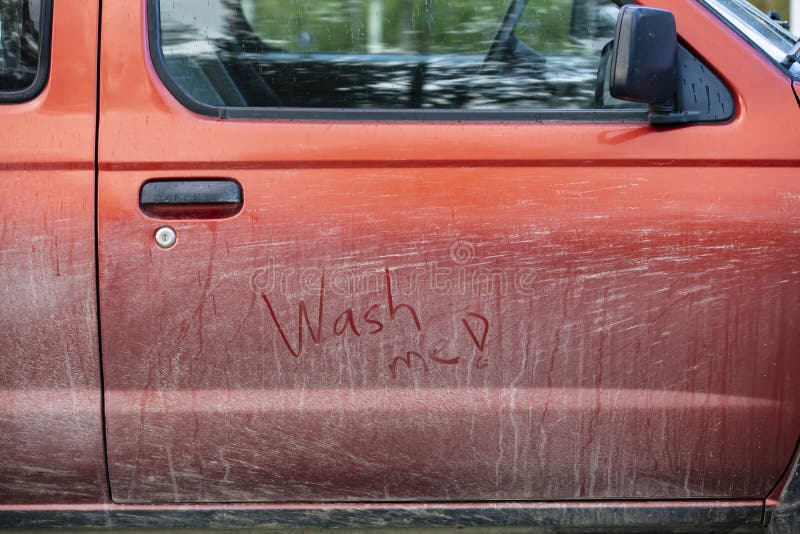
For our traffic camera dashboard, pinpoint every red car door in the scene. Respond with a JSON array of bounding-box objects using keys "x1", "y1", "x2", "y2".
[
  {"x1": 98, "y1": 0, "x2": 800, "y2": 503},
  {"x1": 0, "y1": 0, "x2": 105, "y2": 503}
]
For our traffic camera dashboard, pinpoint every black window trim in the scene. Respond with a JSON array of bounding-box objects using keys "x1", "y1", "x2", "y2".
[
  {"x1": 146, "y1": 0, "x2": 651, "y2": 122},
  {"x1": 0, "y1": 0, "x2": 53, "y2": 104}
]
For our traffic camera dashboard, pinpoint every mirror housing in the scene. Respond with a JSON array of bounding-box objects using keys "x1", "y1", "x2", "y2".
[{"x1": 610, "y1": 5, "x2": 678, "y2": 108}]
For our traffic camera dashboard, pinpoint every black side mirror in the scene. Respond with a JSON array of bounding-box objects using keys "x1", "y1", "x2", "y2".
[{"x1": 610, "y1": 5, "x2": 678, "y2": 108}]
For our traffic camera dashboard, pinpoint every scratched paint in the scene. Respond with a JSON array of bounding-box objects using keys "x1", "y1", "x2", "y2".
[
  {"x1": 0, "y1": 1, "x2": 105, "y2": 504},
  {"x1": 94, "y1": 0, "x2": 800, "y2": 506},
  {"x1": 98, "y1": 165, "x2": 800, "y2": 503},
  {"x1": 0, "y1": 171, "x2": 105, "y2": 504}
]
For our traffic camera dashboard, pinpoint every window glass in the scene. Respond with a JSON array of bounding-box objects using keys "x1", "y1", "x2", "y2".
[
  {"x1": 0, "y1": 0, "x2": 45, "y2": 96},
  {"x1": 158, "y1": 0, "x2": 643, "y2": 112}
]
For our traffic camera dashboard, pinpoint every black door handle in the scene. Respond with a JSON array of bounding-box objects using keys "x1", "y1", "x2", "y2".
[{"x1": 139, "y1": 179, "x2": 243, "y2": 219}]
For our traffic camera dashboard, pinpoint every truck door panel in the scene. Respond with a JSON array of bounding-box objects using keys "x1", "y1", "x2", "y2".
[{"x1": 97, "y1": 0, "x2": 800, "y2": 503}]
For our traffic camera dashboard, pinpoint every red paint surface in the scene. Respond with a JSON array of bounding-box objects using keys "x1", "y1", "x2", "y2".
[
  {"x1": 0, "y1": 2, "x2": 106, "y2": 503},
  {"x1": 97, "y1": 0, "x2": 800, "y2": 503}
]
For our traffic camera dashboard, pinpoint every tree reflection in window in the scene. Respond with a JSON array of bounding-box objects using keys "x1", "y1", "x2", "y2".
[
  {"x1": 0, "y1": 0, "x2": 41, "y2": 93},
  {"x1": 159, "y1": 0, "x2": 645, "y2": 111}
]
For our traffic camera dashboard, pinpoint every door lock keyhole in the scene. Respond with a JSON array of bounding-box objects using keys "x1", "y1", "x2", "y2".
[{"x1": 155, "y1": 227, "x2": 177, "y2": 249}]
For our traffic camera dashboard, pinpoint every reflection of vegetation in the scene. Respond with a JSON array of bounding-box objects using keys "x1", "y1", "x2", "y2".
[
  {"x1": 751, "y1": 0, "x2": 790, "y2": 20},
  {"x1": 0, "y1": 1, "x2": 24, "y2": 72},
  {"x1": 159, "y1": 1, "x2": 625, "y2": 111},
  {"x1": 242, "y1": 0, "x2": 798, "y2": 58},
  {"x1": 0, "y1": 0, "x2": 40, "y2": 88},
  {"x1": 242, "y1": 0, "x2": 587, "y2": 55}
]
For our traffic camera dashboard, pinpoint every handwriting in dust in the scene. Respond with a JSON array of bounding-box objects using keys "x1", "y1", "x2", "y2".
[{"x1": 257, "y1": 267, "x2": 490, "y2": 378}]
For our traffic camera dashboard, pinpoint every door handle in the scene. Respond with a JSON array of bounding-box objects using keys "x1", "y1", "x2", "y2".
[{"x1": 139, "y1": 179, "x2": 243, "y2": 219}]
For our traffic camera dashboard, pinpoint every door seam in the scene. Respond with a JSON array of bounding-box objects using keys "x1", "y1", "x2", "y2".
[{"x1": 93, "y1": 0, "x2": 114, "y2": 503}]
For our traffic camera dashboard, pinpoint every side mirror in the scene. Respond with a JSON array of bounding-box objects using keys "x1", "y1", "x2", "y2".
[{"x1": 610, "y1": 5, "x2": 678, "y2": 108}]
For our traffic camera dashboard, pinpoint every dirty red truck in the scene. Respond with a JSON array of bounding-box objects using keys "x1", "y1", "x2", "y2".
[{"x1": 1, "y1": 0, "x2": 800, "y2": 531}]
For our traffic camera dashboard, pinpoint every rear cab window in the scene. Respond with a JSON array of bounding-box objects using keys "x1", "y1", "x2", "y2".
[{"x1": 0, "y1": 0, "x2": 51, "y2": 102}]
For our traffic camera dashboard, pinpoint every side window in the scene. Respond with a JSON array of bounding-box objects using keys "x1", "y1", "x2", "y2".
[
  {"x1": 154, "y1": 0, "x2": 646, "y2": 115},
  {"x1": 0, "y1": 0, "x2": 50, "y2": 102}
]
